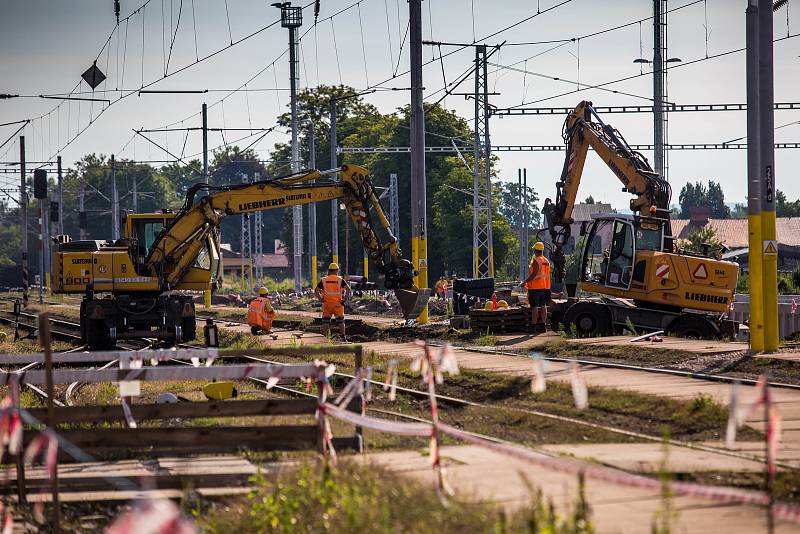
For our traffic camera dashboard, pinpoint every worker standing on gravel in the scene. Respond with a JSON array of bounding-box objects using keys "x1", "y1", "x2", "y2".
[
  {"x1": 247, "y1": 287, "x2": 276, "y2": 335},
  {"x1": 521, "y1": 242, "x2": 551, "y2": 332},
  {"x1": 315, "y1": 263, "x2": 351, "y2": 339}
]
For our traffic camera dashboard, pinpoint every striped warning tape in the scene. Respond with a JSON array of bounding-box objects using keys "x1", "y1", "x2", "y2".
[{"x1": 322, "y1": 403, "x2": 800, "y2": 522}]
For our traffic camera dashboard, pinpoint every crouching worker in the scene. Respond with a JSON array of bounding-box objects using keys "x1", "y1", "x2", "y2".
[
  {"x1": 247, "y1": 287, "x2": 276, "y2": 335},
  {"x1": 315, "y1": 263, "x2": 351, "y2": 340}
]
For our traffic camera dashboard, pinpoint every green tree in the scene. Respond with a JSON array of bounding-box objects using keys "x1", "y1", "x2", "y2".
[
  {"x1": 497, "y1": 181, "x2": 541, "y2": 229},
  {"x1": 265, "y1": 85, "x2": 518, "y2": 282},
  {"x1": 584, "y1": 195, "x2": 595, "y2": 204},
  {"x1": 678, "y1": 180, "x2": 730, "y2": 218},
  {"x1": 62, "y1": 154, "x2": 180, "y2": 240},
  {"x1": 680, "y1": 226, "x2": 725, "y2": 258},
  {"x1": 730, "y1": 203, "x2": 747, "y2": 218},
  {"x1": 776, "y1": 190, "x2": 800, "y2": 217},
  {"x1": 0, "y1": 204, "x2": 21, "y2": 265}
]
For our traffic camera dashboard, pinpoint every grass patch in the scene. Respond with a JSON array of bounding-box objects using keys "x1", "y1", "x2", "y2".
[
  {"x1": 197, "y1": 460, "x2": 596, "y2": 534},
  {"x1": 432, "y1": 369, "x2": 754, "y2": 442},
  {"x1": 535, "y1": 339, "x2": 696, "y2": 366},
  {"x1": 474, "y1": 328, "x2": 498, "y2": 346},
  {"x1": 252, "y1": 349, "x2": 753, "y2": 444},
  {"x1": 0, "y1": 325, "x2": 73, "y2": 355}
]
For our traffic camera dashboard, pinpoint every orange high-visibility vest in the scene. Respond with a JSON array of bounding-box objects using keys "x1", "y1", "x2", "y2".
[
  {"x1": 525, "y1": 256, "x2": 551, "y2": 290},
  {"x1": 247, "y1": 297, "x2": 275, "y2": 328},
  {"x1": 322, "y1": 275, "x2": 344, "y2": 304}
]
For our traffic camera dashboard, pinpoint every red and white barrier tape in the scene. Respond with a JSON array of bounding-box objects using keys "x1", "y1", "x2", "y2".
[
  {"x1": 321, "y1": 403, "x2": 430, "y2": 436},
  {"x1": 321, "y1": 402, "x2": 800, "y2": 522},
  {"x1": 3, "y1": 362, "x2": 333, "y2": 386}
]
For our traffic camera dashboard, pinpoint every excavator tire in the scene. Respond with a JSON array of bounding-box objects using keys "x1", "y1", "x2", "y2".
[
  {"x1": 562, "y1": 301, "x2": 612, "y2": 338},
  {"x1": 668, "y1": 314, "x2": 720, "y2": 340}
]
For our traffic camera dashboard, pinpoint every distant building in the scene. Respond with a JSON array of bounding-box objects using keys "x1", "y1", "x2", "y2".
[
  {"x1": 220, "y1": 239, "x2": 290, "y2": 277},
  {"x1": 560, "y1": 202, "x2": 615, "y2": 255},
  {"x1": 671, "y1": 209, "x2": 800, "y2": 272}
]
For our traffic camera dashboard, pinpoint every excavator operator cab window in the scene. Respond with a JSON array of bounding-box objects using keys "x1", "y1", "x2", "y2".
[
  {"x1": 583, "y1": 219, "x2": 612, "y2": 285},
  {"x1": 606, "y1": 220, "x2": 634, "y2": 290},
  {"x1": 634, "y1": 219, "x2": 663, "y2": 252},
  {"x1": 131, "y1": 218, "x2": 166, "y2": 260}
]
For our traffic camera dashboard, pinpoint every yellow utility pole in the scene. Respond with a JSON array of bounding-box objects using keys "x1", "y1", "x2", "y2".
[
  {"x1": 759, "y1": 0, "x2": 779, "y2": 352},
  {"x1": 746, "y1": 0, "x2": 764, "y2": 352},
  {"x1": 409, "y1": 0, "x2": 428, "y2": 323}
]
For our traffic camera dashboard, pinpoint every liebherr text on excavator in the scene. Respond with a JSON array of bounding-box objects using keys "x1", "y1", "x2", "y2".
[
  {"x1": 52, "y1": 164, "x2": 429, "y2": 349},
  {"x1": 543, "y1": 102, "x2": 739, "y2": 339}
]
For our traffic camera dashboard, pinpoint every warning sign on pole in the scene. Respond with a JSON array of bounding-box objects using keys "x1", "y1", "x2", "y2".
[{"x1": 763, "y1": 240, "x2": 778, "y2": 256}]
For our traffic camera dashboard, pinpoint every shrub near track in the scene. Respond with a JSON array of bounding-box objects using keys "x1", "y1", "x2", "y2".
[{"x1": 198, "y1": 461, "x2": 596, "y2": 534}]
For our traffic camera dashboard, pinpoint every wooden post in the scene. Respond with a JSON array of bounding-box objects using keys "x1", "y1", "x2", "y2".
[
  {"x1": 765, "y1": 377, "x2": 774, "y2": 534},
  {"x1": 316, "y1": 379, "x2": 328, "y2": 457},
  {"x1": 354, "y1": 346, "x2": 364, "y2": 449},
  {"x1": 38, "y1": 313, "x2": 60, "y2": 532},
  {"x1": 14, "y1": 378, "x2": 26, "y2": 505}
]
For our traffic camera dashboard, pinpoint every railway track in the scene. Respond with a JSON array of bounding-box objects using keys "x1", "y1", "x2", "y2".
[
  {"x1": 3, "y1": 306, "x2": 792, "y2": 468},
  {"x1": 439, "y1": 341, "x2": 800, "y2": 391}
]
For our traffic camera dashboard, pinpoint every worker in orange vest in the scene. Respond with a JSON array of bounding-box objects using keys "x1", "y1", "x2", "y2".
[
  {"x1": 521, "y1": 242, "x2": 551, "y2": 332},
  {"x1": 247, "y1": 286, "x2": 276, "y2": 335},
  {"x1": 314, "y1": 262, "x2": 351, "y2": 339}
]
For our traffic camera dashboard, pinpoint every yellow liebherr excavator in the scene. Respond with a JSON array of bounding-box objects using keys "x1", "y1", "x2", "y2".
[
  {"x1": 543, "y1": 101, "x2": 739, "y2": 339},
  {"x1": 52, "y1": 164, "x2": 429, "y2": 348}
]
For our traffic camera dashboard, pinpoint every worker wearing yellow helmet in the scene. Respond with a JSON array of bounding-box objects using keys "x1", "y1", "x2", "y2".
[
  {"x1": 247, "y1": 286, "x2": 276, "y2": 335},
  {"x1": 521, "y1": 241, "x2": 551, "y2": 332},
  {"x1": 314, "y1": 262, "x2": 351, "y2": 339}
]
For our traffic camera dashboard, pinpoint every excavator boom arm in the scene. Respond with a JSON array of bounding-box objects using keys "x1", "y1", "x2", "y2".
[
  {"x1": 542, "y1": 101, "x2": 672, "y2": 280},
  {"x1": 146, "y1": 165, "x2": 416, "y2": 295}
]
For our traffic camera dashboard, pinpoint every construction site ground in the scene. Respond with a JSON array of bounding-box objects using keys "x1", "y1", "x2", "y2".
[{"x1": 9, "y1": 300, "x2": 800, "y2": 532}]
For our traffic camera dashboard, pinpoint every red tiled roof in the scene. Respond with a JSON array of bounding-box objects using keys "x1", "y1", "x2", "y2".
[
  {"x1": 670, "y1": 218, "x2": 800, "y2": 249},
  {"x1": 254, "y1": 253, "x2": 289, "y2": 268}
]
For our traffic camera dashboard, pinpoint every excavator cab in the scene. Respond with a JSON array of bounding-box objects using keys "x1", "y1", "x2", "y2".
[{"x1": 581, "y1": 214, "x2": 669, "y2": 290}]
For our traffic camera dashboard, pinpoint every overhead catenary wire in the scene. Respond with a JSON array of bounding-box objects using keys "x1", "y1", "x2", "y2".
[
  {"x1": 357, "y1": 2, "x2": 370, "y2": 87},
  {"x1": 7, "y1": 0, "x2": 324, "y2": 165},
  {"x1": 501, "y1": 30, "x2": 800, "y2": 109}
]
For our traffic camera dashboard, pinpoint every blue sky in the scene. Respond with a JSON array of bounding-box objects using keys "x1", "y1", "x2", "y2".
[{"x1": 1, "y1": 0, "x2": 798, "y2": 212}]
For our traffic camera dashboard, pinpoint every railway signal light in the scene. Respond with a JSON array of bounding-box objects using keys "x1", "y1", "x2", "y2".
[
  {"x1": 49, "y1": 201, "x2": 59, "y2": 223},
  {"x1": 33, "y1": 169, "x2": 47, "y2": 199}
]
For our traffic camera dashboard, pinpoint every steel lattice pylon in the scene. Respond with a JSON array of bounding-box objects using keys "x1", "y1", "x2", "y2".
[
  {"x1": 253, "y1": 173, "x2": 263, "y2": 281},
  {"x1": 240, "y1": 173, "x2": 253, "y2": 290},
  {"x1": 472, "y1": 45, "x2": 494, "y2": 279}
]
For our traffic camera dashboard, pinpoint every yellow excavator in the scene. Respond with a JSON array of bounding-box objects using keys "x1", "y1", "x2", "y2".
[
  {"x1": 542, "y1": 101, "x2": 739, "y2": 339},
  {"x1": 52, "y1": 164, "x2": 429, "y2": 348}
]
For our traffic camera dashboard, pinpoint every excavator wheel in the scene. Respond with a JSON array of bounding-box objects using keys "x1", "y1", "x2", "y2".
[
  {"x1": 667, "y1": 314, "x2": 720, "y2": 340},
  {"x1": 562, "y1": 301, "x2": 612, "y2": 338}
]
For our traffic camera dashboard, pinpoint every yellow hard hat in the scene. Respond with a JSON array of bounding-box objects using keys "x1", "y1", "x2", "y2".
[
  {"x1": 533, "y1": 242, "x2": 545, "y2": 251},
  {"x1": 328, "y1": 262, "x2": 340, "y2": 271},
  {"x1": 258, "y1": 286, "x2": 269, "y2": 296}
]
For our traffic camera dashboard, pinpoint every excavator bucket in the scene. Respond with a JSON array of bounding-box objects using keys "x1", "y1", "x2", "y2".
[{"x1": 395, "y1": 287, "x2": 432, "y2": 319}]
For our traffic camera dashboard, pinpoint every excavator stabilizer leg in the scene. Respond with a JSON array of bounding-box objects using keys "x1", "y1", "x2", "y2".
[{"x1": 395, "y1": 287, "x2": 432, "y2": 319}]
